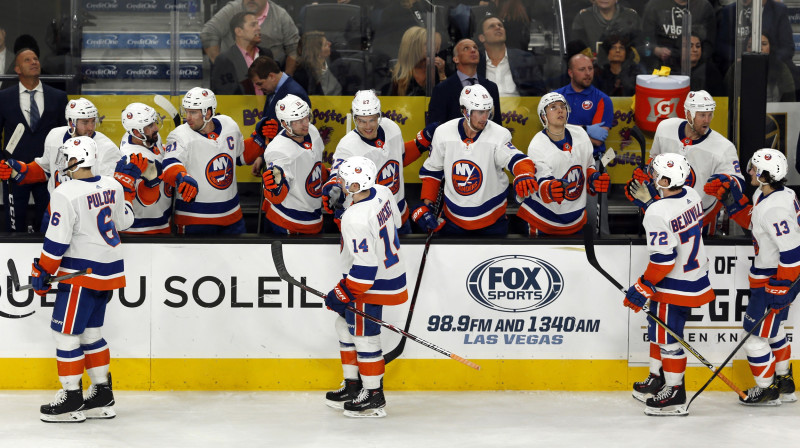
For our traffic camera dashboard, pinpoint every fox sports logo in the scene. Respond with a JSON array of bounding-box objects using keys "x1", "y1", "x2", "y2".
[{"x1": 466, "y1": 255, "x2": 564, "y2": 312}]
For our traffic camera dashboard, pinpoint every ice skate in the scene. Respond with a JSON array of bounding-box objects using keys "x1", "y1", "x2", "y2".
[
  {"x1": 325, "y1": 378, "x2": 361, "y2": 410},
  {"x1": 740, "y1": 380, "x2": 782, "y2": 406},
  {"x1": 83, "y1": 373, "x2": 116, "y2": 419},
  {"x1": 632, "y1": 368, "x2": 665, "y2": 403},
  {"x1": 40, "y1": 388, "x2": 86, "y2": 423},
  {"x1": 776, "y1": 366, "x2": 796, "y2": 403},
  {"x1": 644, "y1": 384, "x2": 688, "y2": 416},
  {"x1": 343, "y1": 388, "x2": 387, "y2": 418}
]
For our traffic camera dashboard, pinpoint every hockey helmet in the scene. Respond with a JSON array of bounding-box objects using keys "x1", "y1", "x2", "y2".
[
  {"x1": 648, "y1": 153, "x2": 691, "y2": 189},
  {"x1": 684, "y1": 90, "x2": 715, "y2": 121},
  {"x1": 58, "y1": 137, "x2": 97, "y2": 174},
  {"x1": 351, "y1": 90, "x2": 382, "y2": 136},
  {"x1": 65, "y1": 98, "x2": 99, "y2": 135},
  {"x1": 276, "y1": 94, "x2": 310, "y2": 127},
  {"x1": 537, "y1": 92, "x2": 570, "y2": 127},
  {"x1": 748, "y1": 148, "x2": 788, "y2": 185},
  {"x1": 121, "y1": 103, "x2": 162, "y2": 146},
  {"x1": 181, "y1": 87, "x2": 217, "y2": 119},
  {"x1": 459, "y1": 84, "x2": 494, "y2": 117},
  {"x1": 338, "y1": 156, "x2": 376, "y2": 194}
]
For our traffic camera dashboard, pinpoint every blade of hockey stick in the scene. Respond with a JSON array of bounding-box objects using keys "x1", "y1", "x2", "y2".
[
  {"x1": 582, "y1": 223, "x2": 747, "y2": 400},
  {"x1": 7, "y1": 259, "x2": 92, "y2": 292},
  {"x1": 154, "y1": 95, "x2": 181, "y2": 127},
  {"x1": 4, "y1": 123, "x2": 25, "y2": 156},
  {"x1": 630, "y1": 126, "x2": 647, "y2": 167},
  {"x1": 270, "y1": 241, "x2": 480, "y2": 370}
]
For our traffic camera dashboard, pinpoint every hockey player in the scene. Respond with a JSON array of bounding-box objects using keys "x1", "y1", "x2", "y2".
[
  {"x1": 418, "y1": 84, "x2": 537, "y2": 235},
  {"x1": 705, "y1": 148, "x2": 798, "y2": 405},
  {"x1": 623, "y1": 153, "x2": 715, "y2": 416},
  {"x1": 260, "y1": 95, "x2": 327, "y2": 234},
  {"x1": 118, "y1": 102, "x2": 171, "y2": 234},
  {"x1": 322, "y1": 89, "x2": 438, "y2": 233},
  {"x1": 163, "y1": 87, "x2": 254, "y2": 234},
  {"x1": 323, "y1": 156, "x2": 407, "y2": 418},
  {"x1": 629, "y1": 90, "x2": 743, "y2": 233},
  {"x1": 0, "y1": 98, "x2": 123, "y2": 231},
  {"x1": 33, "y1": 137, "x2": 134, "y2": 422},
  {"x1": 518, "y1": 92, "x2": 610, "y2": 235}
]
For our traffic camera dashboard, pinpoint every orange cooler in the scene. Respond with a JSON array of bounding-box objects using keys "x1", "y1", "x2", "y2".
[{"x1": 634, "y1": 75, "x2": 690, "y2": 132}]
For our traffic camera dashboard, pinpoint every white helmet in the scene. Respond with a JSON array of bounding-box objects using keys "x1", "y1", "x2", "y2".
[
  {"x1": 65, "y1": 98, "x2": 98, "y2": 135},
  {"x1": 748, "y1": 148, "x2": 788, "y2": 185},
  {"x1": 338, "y1": 156, "x2": 376, "y2": 194},
  {"x1": 275, "y1": 94, "x2": 310, "y2": 136},
  {"x1": 684, "y1": 90, "x2": 715, "y2": 121},
  {"x1": 351, "y1": 90, "x2": 382, "y2": 137},
  {"x1": 181, "y1": 87, "x2": 217, "y2": 122},
  {"x1": 649, "y1": 153, "x2": 691, "y2": 189},
  {"x1": 58, "y1": 137, "x2": 97, "y2": 174},
  {"x1": 121, "y1": 103, "x2": 162, "y2": 147},
  {"x1": 459, "y1": 84, "x2": 494, "y2": 117},
  {"x1": 537, "y1": 92, "x2": 570, "y2": 127}
]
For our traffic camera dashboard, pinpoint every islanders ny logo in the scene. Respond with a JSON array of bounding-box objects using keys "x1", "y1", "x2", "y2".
[
  {"x1": 205, "y1": 154, "x2": 234, "y2": 190},
  {"x1": 563, "y1": 165, "x2": 585, "y2": 201},
  {"x1": 306, "y1": 162, "x2": 324, "y2": 198},
  {"x1": 451, "y1": 160, "x2": 482, "y2": 196},
  {"x1": 377, "y1": 160, "x2": 400, "y2": 194},
  {"x1": 466, "y1": 255, "x2": 564, "y2": 312}
]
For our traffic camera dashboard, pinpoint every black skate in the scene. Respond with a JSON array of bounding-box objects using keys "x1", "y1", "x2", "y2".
[
  {"x1": 776, "y1": 366, "x2": 796, "y2": 403},
  {"x1": 325, "y1": 378, "x2": 361, "y2": 410},
  {"x1": 632, "y1": 368, "x2": 665, "y2": 403},
  {"x1": 740, "y1": 380, "x2": 782, "y2": 406},
  {"x1": 84, "y1": 373, "x2": 116, "y2": 419},
  {"x1": 40, "y1": 388, "x2": 86, "y2": 423},
  {"x1": 644, "y1": 384, "x2": 687, "y2": 416},
  {"x1": 343, "y1": 388, "x2": 386, "y2": 418}
]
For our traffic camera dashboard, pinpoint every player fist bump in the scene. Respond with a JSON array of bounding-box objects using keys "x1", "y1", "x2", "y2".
[
  {"x1": 1, "y1": 159, "x2": 27, "y2": 182},
  {"x1": 322, "y1": 177, "x2": 344, "y2": 214},
  {"x1": 252, "y1": 118, "x2": 280, "y2": 148},
  {"x1": 175, "y1": 171, "x2": 199, "y2": 202},
  {"x1": 513, "y1": 172, "x2": 538, "y2": 199},
  {"x1": 587, "y1": 170, "x2": 610, "y2": 194},
  {"x1": 114, "y1": 156, "x2": 144, "y2": 194},
  {"x1": 31, "y1": 260, "x2": 52, "y2": 297},
  {"x1": 415, "y1": 121, "x2": 439, "y2": 152},
  {"x1": 325, "y1": 279, "x2": 355, "y2": 315},
  {"x1": 623, "y1": 277, "x2": 656, "y2": 313},
  {"x1": 539, "y1": 179, "x2": 566, "y2": 204},
  {"x1": 705, "y1": 174, "x2": 748, "y2": 215},
  {"x1": 412, "y1": 204, "x2": 445, "y2": 233}
]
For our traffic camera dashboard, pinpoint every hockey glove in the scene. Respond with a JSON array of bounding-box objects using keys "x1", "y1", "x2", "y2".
[
  {"x1": 412, "y1": 204, "x2": 445, "y2": 233},
  {"x1": 1, "y1": 159, "x2": 27, "y2": 182},
  {"x1": 113, "y1": 157, "x2": 144, "y2": 200},
  {"x1": 624, "y1": 277, "x2": 656, "y2": 313},
  {"x1": 252, "y1": 118, "x2": 280, "y2": 148},
  {"x1": 585, "y1": 122, "x2": 608, "y2": 141},
  {"x1": 513, "y1": 172, "x2": 538, "y2": 199},
  {"x1": 588, "y1": 171, "x2": 610, "y2": 194},
  {"x1": 326, "y1": 279, "x2": 355, "y2": 315},
  {"x1": 142, "y1": 159, "x2": 163, "y2": 188},
  {"x1": 175, "y1": 172, "x2": 199, "y2": 202},
  {"x1": 31, "y1": 260, "x2": 52, "y2": 297},
  {"x1": 625, "y1": 179, "x2": 659, "y2": 211},
  {"x1": 632, "y1": 166, "x2": 651, "y2": 184},
  {"x1": 322, "y1": 177, "x2": 344, "y2": 214},
  {"x1": 539, "y1": 179, "x2": 566, "y2": 204},
  {"x1": 704, "y1": 174, "x2": 748, "y2": 216},
  {"x1": 766, "y1": 278, "x2": 794, "y2": 311},
  {"x1": 262, "y1": 165, "x2": 285, "y2": 191},
  {"x1": 415, "y1": 121, "x2": 439, "y2": 153}
]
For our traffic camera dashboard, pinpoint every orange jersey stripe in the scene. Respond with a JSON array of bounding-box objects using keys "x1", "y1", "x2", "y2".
[
  {"x1": 39, "y1": 253, "x2": 61, "y2": 275},
  {"x1": 517, "y1": 208, "x2": 585, "y2": 235},
  {"x1": 359, "y1": 290, "x2": 408, "y2": 306},
  {"x1": 61, "y1": 273, "x2": 126, "y2": 291},
  {"x1": 654, "y1": 288, "x2": 715, "y2": 307},
  {"x1": 444, "y1": 204, "x2": 506, "y2": 230},
  {"x1": 175, "y1": 208, "x2": 244, "y2": 227},
  {"x1": 265, "y1": 207, "x2": 322, "y2": 234}
]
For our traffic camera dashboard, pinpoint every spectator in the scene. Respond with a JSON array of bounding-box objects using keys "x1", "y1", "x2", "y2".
[
  {"x1": 555, "y1": 53, "x2": 614, "y2": 157},
  {"x1": 292, "y1": 31, "x2": 342, "y2": 96},
  {"x1": 594, "y1": 34, "x2": 644, "y2": 97},
  {"x1": 427, "y1": 39, "x2": 502, "y2": 126},
  {"x1": 372, "y1": 0, "x2": 448, "y2": 61},
  {"x1": 689, "y1": 33, "x2": 723, "y2": 96},
  {"x1": 201, "y1": 0, "x2": 299, "y2": 74},
  {"x1": 384, "y1": 26, "x2": 445, "y2": 96},
  {"x1": 492, "y1": 0, "x2": 536, "y2": 52},
  {"x1": 571, "y1": 0, "x2": 641, "y2": 65},
  {"x1": 0, "y1": 26, "x2": 12, "y2": 75},
  {"x1": 210, "y1": 12, "x2": 274, "y2": 95},
  {"x1": 477, "y1": 15, "x2": 545, "y2": 96},
  {"x1": 725, "y1": 34, "x2": 795, "y2": 103},
  {"x1": 0, "y1": 48, "x2": 68, "y2": 232},
  {"x1": 640, "y1": 0, "x2": 716, "y2": 72}
]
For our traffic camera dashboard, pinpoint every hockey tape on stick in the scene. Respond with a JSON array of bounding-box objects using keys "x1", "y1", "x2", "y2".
[
  {"x1": 4, "y1": 123, "x2": 25, "y2": 157},
  {"x1": 600, "y1": 147, "x2": 615, "y2": 168},
  {"x1": 7, "y1": 259, "x2": 92, "y2": 292},
  {"x1": 154, "y1": 95, "x2": 181, "y2": 127},
  {"x1": 271, "y1": 241, "x2": 480, "y2": 370},
  {"x1": 345, "y1": 113, "x2": 352, "y2": 133}
]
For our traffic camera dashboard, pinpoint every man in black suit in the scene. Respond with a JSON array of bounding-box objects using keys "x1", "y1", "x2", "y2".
[
  {"x1": 0, "y1": 48, "x2": 68, "y2": 232},
  {"x1": 210, "y1": 11, "x2": 274, "y2": 95},
  {"x1": 476, "y1": 16, "x2": 545, "y2": 97},
  {"x1": 427, "y1": 39, "x2": 502, "y2": 126}
]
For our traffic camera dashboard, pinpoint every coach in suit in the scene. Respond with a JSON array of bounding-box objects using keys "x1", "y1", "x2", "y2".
[
  {"x1": 427, "y1": 39, "x2": 502, "y2": 126},
  {"x1": 0, "y1": 48, "x2": 68, "y2": 232},
  {"x1": 247, "y1": 55, "x2": 310, "y2": 121}
]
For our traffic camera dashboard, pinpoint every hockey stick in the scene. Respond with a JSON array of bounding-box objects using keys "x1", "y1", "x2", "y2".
[
  {"x1": 582, "y1": 223, "x2": 747, "y2": 400},
  {"x1": 630, "y1": 126, "x2": 647, "y2": 236},
  {"x1": 270, "y1": 241, "x2": 480, "y2": 370},
  {"x1": 154, "y1": 95, "x2": 181, "y2": 128},
  {"x1": 7, "y1": 259, "x2": 92, "y2": 292},
  {"x1": 3, "y1": 123, "x2": 25, "y2": 231},
  {"x1": 384, "y1": 181, "x2": 445, "y2": 364}
]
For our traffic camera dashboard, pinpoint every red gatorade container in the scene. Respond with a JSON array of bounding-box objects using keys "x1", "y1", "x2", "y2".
[{"x1": 634, "y1": 75, "x2": 690, "y2": 132}]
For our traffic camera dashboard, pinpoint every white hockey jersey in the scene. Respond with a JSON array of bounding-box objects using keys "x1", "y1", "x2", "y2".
[
  {"x1": 650, "y1": 118, "x2": 744, "y2": 218},
  {"x1": 642, "y1": 187, "x2": 714, "y2": 307},
  {"x1": 263, "y1": 125, "x2": 325, "y2": 233},
  {"x1": 518, "y1": 125, "x2": 595, "y2": 234},
  {"x1": 332, "y1": 119, "x2": 410, "y2": 223},
  {"x1": 420, "y1": 118, "x2": 529, "y2": 230},
  {"x1": 119, "y1": 134, "x2": 172, "y2": 234},
  {"x1": 339, "y1": 184, "x2": 408, "y2": 306},
  {"x1": 31, "y1": 127, "x2": 121, "y2": 192},
  {"x1": 163, "y1": 115, "x2": 244, "y2": 227},
  {"x1": 39, "y1": 176, "x2": 133, "y2": 291},
  {"x1": 747, "y1": 188, "x2": 800, "y2": 287}
]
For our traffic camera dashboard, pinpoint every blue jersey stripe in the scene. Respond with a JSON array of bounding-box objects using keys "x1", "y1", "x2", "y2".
[
  {"x1": 349, "y1": 264, "x2": 378, "y2": 282},
  {"x1": 657, "y1": 275, "x2": 711, "y2": 293},
  {"x1": 372, "y1": 274, "x2": 407, "y2": 291},
  {"x1": 522, "y1": 197, "x2": 585, "y2": 224},
  {"x1": 779, "y1": 245, "x2": 800, "y2": 265},
  {"x1": 651, "y1": 250, "x2": 677, "y2": 264},
  {"x1": 419, "y1": 167, "x2": 444, "y2": 180},
  {"x1": 175, "y1": 194, "x2": 240, "y2": 213},
  {"x1": 43, "y1": 238, "x2": 70, "y2": 258},
  {"x1": 445, "y1": 190, "x2": 506, "y2": 216},
  {"x1": 273, "y1": 202, "x2": 322, "y2": 221}
]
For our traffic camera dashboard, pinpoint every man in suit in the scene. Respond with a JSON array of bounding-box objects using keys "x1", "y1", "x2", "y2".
[
  {"x1": 427, "y1": 38, "x2": 502, "y2": 126},
  {"x1": 0, "y1": 48, "x2": 68, "y2": 232},
  {"x1": 476, "y1": 16, "x2": 545, "y2": 97},
  {"x1": 0, "y1": 26, "x2": 13, "y2": 76},
  {"x1": 210, "y1": 11, "x2": 274, "y2": 95}
]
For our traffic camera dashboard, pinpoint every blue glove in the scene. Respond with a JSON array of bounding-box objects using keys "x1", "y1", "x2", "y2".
[
  {"x1": 175, "y1": 171, "x2": 199, "y2": 202},
  {"x1": 1, "y1": 159, "x2": 28, "y2": 182},
  {"x1": 322, "y1": 177, "x2": 344, "y2": 214},
  {"x1": 113, "y1": 157, "x2": 144, "y2": 193},
  {"x1": 586, "y1": 122, "x2": 608, "y2": 141},
  {"x1": 766, "y1": 278, "x2": 795, "y2": 311},
  {"x1": 325, "y1": 279, "x2": 355, "y2": 315},
  {"x1": 704, "y1": 174, "x2": 748, "y2": 216},
  {"x1": 624, "y1": 277, "x2": 656, "y2": 313},
  {"x1": 31, "y1": 260, "x2": 52, "y2": 297},
  {"x1": 415, "y1": 121, "x2": 439, "y2": 152},
  {"x1": 252, "y1": 117, "x2": 280, "y2": 148},
  {"x1": 411, "y1": 204, "x2": 444, "y2": 232}
]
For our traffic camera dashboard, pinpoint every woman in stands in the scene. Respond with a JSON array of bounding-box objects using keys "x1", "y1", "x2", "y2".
[
  {"x1": 385, "y1": 26, "x2": 445, "y2": 96},
  {"x1": 293, "y1": 31, "x2": 343, "y2": 96}
]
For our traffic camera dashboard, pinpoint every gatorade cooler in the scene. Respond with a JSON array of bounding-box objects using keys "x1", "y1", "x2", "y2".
[{"x1": 634, "y1": 75, "x2": 690, "y2": 132}]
